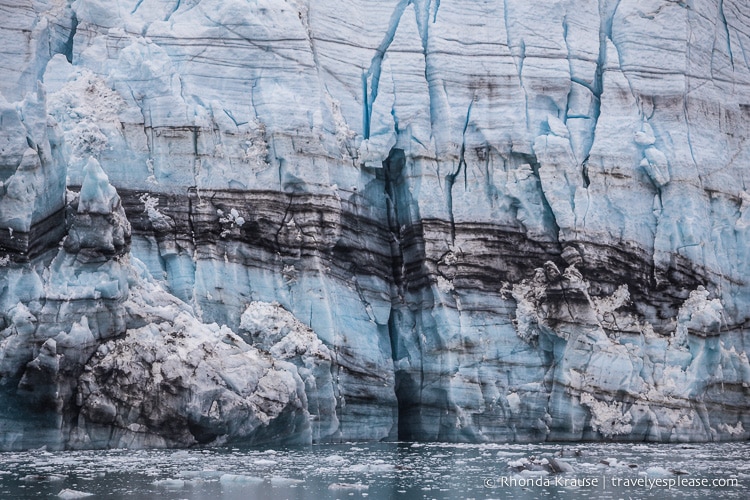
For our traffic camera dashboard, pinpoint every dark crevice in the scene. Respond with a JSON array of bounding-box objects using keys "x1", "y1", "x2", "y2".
[
  {"x1": 445, "y1": 98, "x2": 474, "y2": 243},
  {"x1": 718, "y1": 0, "x2": 734, "y2": 69},
  {"x1": 188, "y1": 419, "x2": 220, "y2": 445},
  {"x1": 562, "y1": 15, "x2": 573, "y2": 123},
  {"x1": 362, "y1": 0, "x2": 411, "y2": 139},
  {"x1": 223, "y1": 109, "x2": 248, "y2": 127},
  {"x1": 165, "y1": 0, "x2": 182, "y2": 22},
  {"x1": 590, "y1": 29, "x2": 605, "y2": 149},
  {"x1": 63, "y1": 13, "x2": 78, "y2": 64},
  {"x1": 131, "y1": 0, "x2": 145, "y2": 15},
  {"x1": 380, "y1": 147, "x2": 427, "y2": 440},
  {"x1": 578, "y1": 0, "x2": 621, "y2": 165},
  {"x1": 388, "y1": 308, "x2": 417, "y2": 441},
  {"x1": 362, "y1": 73, "x2": 370, "y2": 138},
  {"x1": 382, "y1": 148, "x2": 408, "y2": 295},
  {"x1": 274, "y1": 194, "x2": 295, "y2": 253},
  {"x1": 581, "y1": 154, "x2": 591, "y2": 188},
  {"x1": 521, "y1": 153, "x2": 561, "y2": 245}
]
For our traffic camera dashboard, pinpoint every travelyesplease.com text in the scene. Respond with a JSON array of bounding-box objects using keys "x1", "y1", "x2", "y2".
[{"x1": 484, "y1": 475, "x2": 740, "y2": 490}]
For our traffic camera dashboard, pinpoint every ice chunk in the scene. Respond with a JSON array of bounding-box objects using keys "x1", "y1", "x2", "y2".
[
  {"x1": 152, "y1": 478, "x2": 185, "y2": 489},
  {"x1": 220, "y1": 474, "x2": 264, "y2": 485},
  {"x1": 78, "y1": 158, "x2": 118, "y2": 214},
  {"x1": 57, "y1": 490, "x2": 94, "y2": 499}
]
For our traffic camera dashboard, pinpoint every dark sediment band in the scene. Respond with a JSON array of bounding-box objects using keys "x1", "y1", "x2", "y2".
[
  {"x1": 0, "y1": 209, "x2": 66, "y2": 262},
  {"x1": 113, "y1": 188, "x2": 713, "y2": 331}
]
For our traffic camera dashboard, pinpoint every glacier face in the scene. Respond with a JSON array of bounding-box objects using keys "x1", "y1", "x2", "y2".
[{"x1": 0, "y1": 0, "x2": 749, "y2": 448}]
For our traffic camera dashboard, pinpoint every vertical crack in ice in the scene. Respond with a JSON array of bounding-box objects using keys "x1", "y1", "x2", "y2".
[
  {"x1": 445, "y1": 98, "x2": 474, "y2": 243},
  {"x1": 718, "y1": 0, "x2": 735, "y2": 70},
  {"x1": 413, "y1": 0, "x2": 430, "y2": 49},
  {"x1": 683, "y1": 96, "x2": 704, "y2": 190},
  {"x1": 131, "y1": 0, "x2": 145, "y2": 15},
  {"x1": 381, "y1": 148, "x2": 408, "y2": 438},
  {"x1": 562, "y1": 14, "x2": 572, "y2": 121},
  {"x1": 361, "y1": 72, "x2": 369, "y2": 138},
  {"x1": 559, "y1": 282, "x2": 576, "y2": 322},
  {"x1": 518, "y1": 40, "x2": 526, "y2": 83},
  {"x1": 383, "y1": 149, "x2": 407, "y2": 296},
  {"x1": 561, "y1": 13, "x2": 589, "y2": 188},
  {"x1": 433, "y1": 0, "x2": 440, "y2": 23},
  {"x1": 297, "y1": 0, "x2": 348, "y2": 149},
  {"x1": 412, "y1": 0, "x2": 449, "y2": 156},
  {"x1": 380, "y1": 146, "x2": 432, "y2": 440},
  {"x1": 502, "y1": 0, "x2": 529, "y2": 131},
  {"x1": 299, "y1": 3, "x2": 320, "y2": 69},
  {"x1": 575, "y1": 0, "x2": 624, "y2": 173},
  {"x1": 63, "y1": 12, "x2": 78, "y2": 64},
  {"x1": 186, "y1": 193, "x2": 197, "y2": 253},
  {"x1": 129, "y1": 88, "x2": 157, "y2": 181},
  {"x1": 390, "y1": 65, "x2": 400, "y2": 135},
  {"x1": 165, "y1": 0, "x2": 182, "y2": 22},
  {"x1": 363, "y1": 0, "x2": 410, "y2": 139},
  {"x1": 684, "y1": 6, "x2": 705, "y2": 190},
  {"x1": 190, "y1": 125, "x2": 199, "y2": 188},
  {"x1": 525, "y1": 153, "x2": 562, "y2": 244},
  {"x1": 581, "y1": 155, "x2": 591, "y2": 188},
  {"x1": 590, "y1": 6, "x2": 608, "y2": 155},
  {"x1": 502, "y1": 0, "x2": 524, "y2": 82},
  {"x1": 736, "y1": 30, "x2": 750, "y2": 69},
  {"x1": 274, "y1": 194, "x2": 295, "y2": 253},
  {"x1": 352, "y1": 276, "x2": 374, "y2": 322}
]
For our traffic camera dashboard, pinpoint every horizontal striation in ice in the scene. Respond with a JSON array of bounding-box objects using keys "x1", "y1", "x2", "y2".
[{"x1": 0, "y1": 0, "x2": 748, "y2": 447}]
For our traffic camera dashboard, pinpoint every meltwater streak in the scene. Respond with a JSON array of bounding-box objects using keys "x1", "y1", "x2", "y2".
[{"x1": 0, "y1": 442, "x2": 746, "y2": 499}]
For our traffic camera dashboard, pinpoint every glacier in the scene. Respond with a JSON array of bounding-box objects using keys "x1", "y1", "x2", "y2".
[{"x1": 0, "y1": 0, "x2": 748, "y2": 449}]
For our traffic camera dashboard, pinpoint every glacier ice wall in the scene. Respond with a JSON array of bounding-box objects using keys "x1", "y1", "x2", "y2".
[
  {"x1": 1, "y1": 155, "x2": 316, "y2": 449},
  {"x1": 0, "y1": 0, "x2": 749, "y2": 447}
]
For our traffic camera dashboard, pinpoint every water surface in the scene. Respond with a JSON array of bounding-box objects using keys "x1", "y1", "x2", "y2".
[{"x1": 0, "y1": 441, "x2": 747, "y2": 499}]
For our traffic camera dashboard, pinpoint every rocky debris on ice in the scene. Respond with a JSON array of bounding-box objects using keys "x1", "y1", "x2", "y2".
[
  {"x1": 240, "y1": 301, "x2": 339, "y2": 442},
  {"x1": 0, "y1": 158, "x2": 318, "y2": 449},
  {"x1": 510, "y1": 259, "x2": 750, "y2": 442},
  {"x1": 74, "y1": 309, "x2": 310, "y2": 448}
]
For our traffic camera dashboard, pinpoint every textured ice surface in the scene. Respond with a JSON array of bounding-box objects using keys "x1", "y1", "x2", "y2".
[
  {"x1": 0, "y1": 155, "x2": 312, "y2": 450},
  {"x1": 0, "y1": 0, "x2": 749, "y2": 447}
]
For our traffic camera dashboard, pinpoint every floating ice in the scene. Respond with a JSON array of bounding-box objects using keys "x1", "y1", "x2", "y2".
[
  {"x1": 219, "y1": 474, "x2": 263, "y2": 485},
  {"x1": 57, "y1": 490, "x2": 94, "y2": 499}
]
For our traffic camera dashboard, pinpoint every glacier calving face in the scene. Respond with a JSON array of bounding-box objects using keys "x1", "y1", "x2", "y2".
[
  {"x1": 1, "y1": 157, "x2": 313, "y2": 449},
  {"x1": 0, "y1": 0, "x2": 749, "y2": 448}
]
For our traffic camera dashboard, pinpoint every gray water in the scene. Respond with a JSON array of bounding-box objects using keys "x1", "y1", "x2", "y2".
[{"x1": 0, "y1": 441, "x2": 747, "y2": 499}]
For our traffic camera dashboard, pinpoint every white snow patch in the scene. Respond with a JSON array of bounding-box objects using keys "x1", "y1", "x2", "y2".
[
  {"x1": 719, "y1": 421, "x2": 745, "y2": 437},
  {"x1": 580, "y1": 393, "x2": 633, "y2": 437},
  {"x1": 436, "y1": 275, "x2": 454, "y2": 293},
  {"x1": 218, "y1": 208, "x2": 245, "y2": 237}
]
